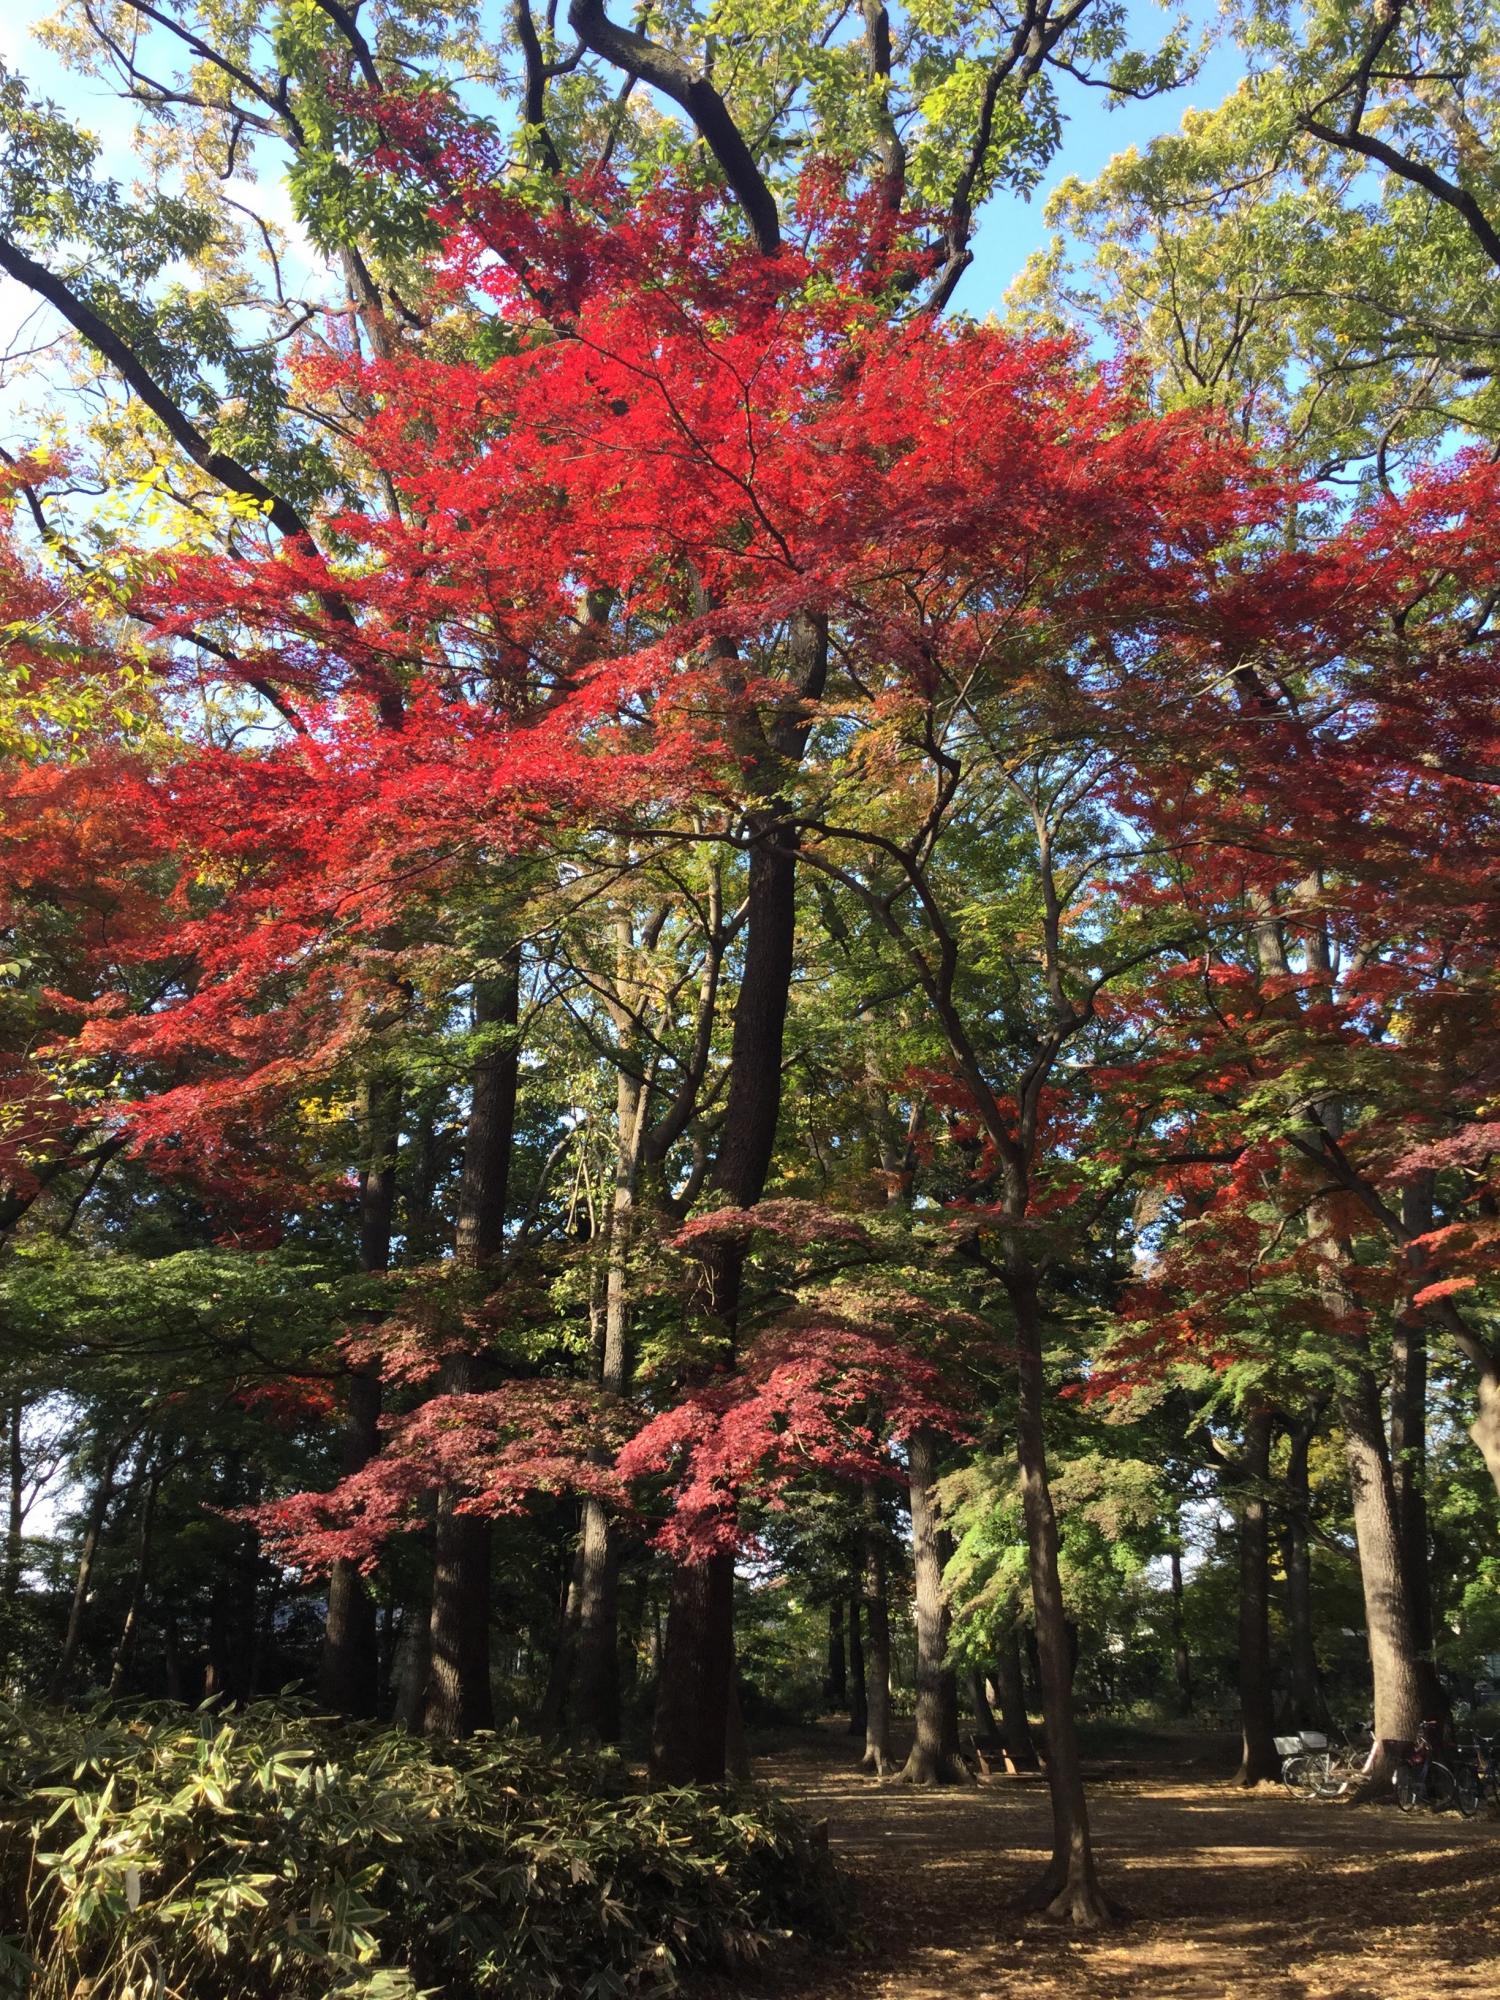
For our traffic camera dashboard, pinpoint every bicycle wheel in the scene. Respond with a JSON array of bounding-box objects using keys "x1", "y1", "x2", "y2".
[
  {"x1": 1331, "y1": 1748, "x2": 1366, "y2": 1792},
  {"x1": 1311, "y1": 1754, "x2": 1349, "y2": 1799},
  {"x1": 1282, "y1": 1755, "x2": 1318, "y2": 1798},
  {"x1": 1396, "y1": 1764, "x2": 1422, "y2": 1812}
]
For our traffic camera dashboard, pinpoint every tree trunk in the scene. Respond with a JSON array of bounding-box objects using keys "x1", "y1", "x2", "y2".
[
  {"x1": 1233, "y1": 1407, "x2": 1280, "y2": 1784},
  {"x1": 1023, "y1": 1625, "x2": 1043, "y2": 1709},
  {"x1": 968, "y1": 1665, "x2": 1002, "y2": 1750},
  {"x1": 1169, "y1": 1547, "x2": 1193, "y2": 1716},
  {"x1": 4, "y1": 1392, "x2": 22, "y2": 1602},
  {"x1": 650, "y1": 1550, "x2": 736, "y2": 1784},
  {"x1": 858, "y1": 1488, "x2": 895, "y2": 1775},
  {"x1": 1468, "y1": 1361, "x2": 1500, "y2": 1505},
  {"x1": 108, "y1": 1460, "x2": 162, "y2": 1696},
  {"x1": 1280, "y1": 1419, "x2": 1328, "y2": 1730},
  {"x1": 994, "y1": 1620, "x2": 1039, "y2": 1770},
  {"x1": 321, "y1": 1069, "x2": 400, "y2": 1717},
  {"x1": 847, "y1": 1586, "x2": 867, "y2": 1736},
  {"x1": 645, "y1": 1588, "x2": 663, "y2": 1683},
  {"x1": 1310, "y1": 1194, "x2": 1426, "y2": 1786},
  {"x1": 575, "y1": 1057, "x2": 642, "y2": 1743},
  {"x1": 1390, "y1": 1315, "x2": 1434, "y2": 1654},
  {"x1": 391, "y1": 1587, "x2": 432, "y2": 1733},
  {"x1": 573, "y1": 1496, "x2": 620, "y2": 1740},
  {"x1": 205, "y1": 1593, "x2": 233, "y2": 1701},
  {"x1": 824, "y1": 1597, "x2": 847, "y2": 1708},
  {"x1": 452, "y1": 963, "x2": 520, "y2": 1269},
  {"x1": 538, "y1": 1544, "x2": 583, "y2": 1736},
  {"x1": 651, "y1": 831, "x2": 789, "y2": 1782},
  {"x1": 424, "y1": 1347, "x2": 496, "y2": 1738},
  {"x1": 1341, "y1": 1365, "x2": 1425, "y2": 1786},
  {"x1": 319, "y1": 1358, "x2": 384, "y2": 1717},
  {"x1": 204, "y1": 1457, "x2": 253, "y2": 1706},
  {"x1": 1392, "y1": 1181, "x2": 1449, "y2": 1715},
  {"x1": 940, "y1": 1645, "x2": 965, "y2": 1769},
  {"x1": 1392, "y1": 1182, "x2": 1434, "y2": 1645},
  {"x1": 400, "y1": 1089, "x2": 448, "y2": 1263},
  {"x1": 425, "y1": 959, "x2": 519, "y2": 1738},
  {"x1": 1009, "y1": 1269, "x2": 1113, "y2": 1922},
  {"x1": 900, "y1": 1425, "x2": 968, "y2": 1784},
  {"x1": 617, "y1": 1564, "x2": 648, "y2": 1702},
  {"x1": 50, "y1": 1442, "x2": 123, "y2": 1698},
  {"x1": 650, "y1": 613, "x2": 826, "y2": 1785}
]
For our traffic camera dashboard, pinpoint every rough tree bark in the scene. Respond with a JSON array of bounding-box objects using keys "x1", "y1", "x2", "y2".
[
  {"x1": 1280, "y1": 1415, "x2": 1328, "y2": 1730},
  {"x1": 108, "y1": 1458, "x2": 162, "y2": 1696},
  {"x1": 650, "y1": 1554, "x2": 736, "y2": 1783},
  {"x1": 900, "y1": 1425, "x2": 970, "y2": 1784},
  {"x1": 1309, "y1": 1190, "x2": 1426, "y2": 1786},
  {"x1": 1169, "y1": 1547, "x2": 1193, "y2": 1716},
  {"x1": 1467, "y1": 1361, "x2": 1500, "y2": 1503},
  {"x1": 320, "y1": 1069, "x2": 400, "y2": 1717},
  {"x1": 576, "y1": 832, "x2": 728, "y2": 1743},
  {"x1": 858, "y1": 1483, "x2": 895, "y2": 1775},
  {"x1": 825, "y1": 1597, "x2": 848, "y2": 1709},
  {"x1": 847, "y1": 1586, "x2": 867, "y2": 1737},
  {"x1": 425, "y1": 956, "x2": 520, "y2": 1738},
  {"x1": 575, "y1": 1047, "x2": 643, "y2": 1742},
  {"x1": 1232, "y1": 1407, "x2": 1280, "y2": 1785},
  {"x1": 1341, "y1": 1364, "x2": 1426, "y2": 1786},
  {"x1": 650, "y1": 612, "x2": 828, "y2": 1786},
  {"x1": 538, "y1": 1544, "x2": 583, "y2": 1737},
  {"x1": 1251, "y1": 889, "x2": 1432, "y2": 1771},
  {"x1": 994, "y1": 1619, "x2": 1040, "y2": 1770},
  {"x1": 1009, "y1": 1269, "x2": 1114, "y2": 1921},
  {"x1": 390, "y1": 1592, "x2": 432, "y2": 1733},
  {"x1": 205, "y1": 1456, "x2": 255, "y2": 1704},
  {"x1": 572, "y1": 1494, "x2": 619, "y2": 1739},
  {"x1": 648, "y1": 839, "x2": 786, "y2": 1780},
  {"x1": 968, "y1": 1665, "x2": 1003, "y2": 1752},
  {"x1": 1390, "y1": 1316, "x2": 1433, "y2": 1656},
  {"x1": 425, "y1": 1404, "x2": 496, "y2": 1738},
  {"x1": 49, "y1": 1440, "x2": 124, "y2": 1698},
  {"x1": 1392, "y1": 1182, "x2": 1445, "y2": 1718}
]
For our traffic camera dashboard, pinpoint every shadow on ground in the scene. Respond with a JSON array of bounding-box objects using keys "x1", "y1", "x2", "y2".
[{"x1": 732, "y1": 1724, "x2": 1500, "y2": 2000}]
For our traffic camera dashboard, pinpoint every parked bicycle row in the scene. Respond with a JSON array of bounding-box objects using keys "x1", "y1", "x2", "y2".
[{"x1": 1276, "y1": 1720, "x2": 1500, "y2": 1816}]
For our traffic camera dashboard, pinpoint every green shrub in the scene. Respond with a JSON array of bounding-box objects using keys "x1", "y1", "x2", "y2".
[{"x1": 0, "y1": 1702, "x2": 844, "y2": 1998}]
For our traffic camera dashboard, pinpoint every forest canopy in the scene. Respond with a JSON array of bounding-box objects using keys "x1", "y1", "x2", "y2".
[{"x1": 0, "y1": 0, "x2": 1496, "y2": 1979}]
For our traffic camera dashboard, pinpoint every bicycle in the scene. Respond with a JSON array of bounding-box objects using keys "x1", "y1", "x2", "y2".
[
  {"x1": 1395, "y1": 1719, "x2": 1479, "y2": 1816},
  {"x1": 1277, "y1": 1728, "x2": 1340, "y2": 1798},
  {"x1": 1328, "y1": 1721, "x2": 1378, "y2": 1793},
  {"x1": 1451, "y1": 1734, "x2": 1500, "y2": 1816}
]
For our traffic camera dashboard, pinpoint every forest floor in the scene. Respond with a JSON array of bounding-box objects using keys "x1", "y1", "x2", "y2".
[{"x1": 736, "y1": 1723, "x2": 1500, "y2": 2000}]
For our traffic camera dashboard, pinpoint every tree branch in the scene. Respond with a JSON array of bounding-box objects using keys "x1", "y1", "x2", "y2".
[
  {"x1": 1300, "y1": 116, "x2": 1500, "y2": 275},
  {"x1": 566, "y1": 0, "x2": 781, "y2": 253},
  {"x1": 0, "y1": 233, "x2": 314, "y2": 543}
]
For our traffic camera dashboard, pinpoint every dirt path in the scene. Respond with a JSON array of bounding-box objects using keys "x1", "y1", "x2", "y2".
[{"x1": 745, "y1": 1732, "x2": 1500, "y2": 2000}]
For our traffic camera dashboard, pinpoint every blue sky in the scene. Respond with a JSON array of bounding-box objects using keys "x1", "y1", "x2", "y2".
[{"x1": 960, "y1": 7, "x2": 1247, "y2": 311}]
